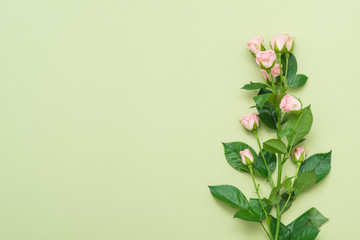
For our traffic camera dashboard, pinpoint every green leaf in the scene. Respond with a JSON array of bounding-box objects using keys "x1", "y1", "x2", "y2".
[
  {"x1": 253, "y1": 93, "x2": 272, "y2": 109},
  {"x1": 287, "y1": 208, "x2": 327, "y2": 240},
  {"x1": 282, "y1": 54, "x2": 297, "y2": 79},
  {"x1": 270, "y1": 217, "x2": 291, "y2": 240},
  {"x1": 288, "y1": 207, "x2": 328, "y2": 232},
  {"x1": 208, "y1": 185, "x2": 248, "y2": 209},
  {"x1": 283, "y1": 176, "x2": 293, "y2": 192},
  {"x1": 222, "y1": 142, "x2": 257, "y2": 173},
  {"x1": 288, "y1": 74, "x2": 308, "y2": 88},
  {"x1": 242, "y1": 82, "x2": 269, "y2": 90},
  {"x1": 268, "y1": 187, "x2": 281, "y2": 205},
  {"x1": 290, "y1": 225, "x2": 320, "y2": 240},
  {"x1": 234, "y1": 210, "x2": 260, "y2": 222},
  {"x1": 256, "y1": 89, "x2": 278, "y2": 129},
  {"x1": 279, "y1": 193, "x2": 294, "y2": 213},
  {"x1": 268, "y1": 176, "x2": 293, "y2": 204},
  {"x1": 258, "y1": 110, "x2": 277, "y2": 129},
  {"x1": 279, "y1": 128, "x2": 292, "y2": 137},
  {"x1": 263, "y1": 139, "x2": 287, "y2": 154},
  {"x1": 249, "y1": 198, "x2": 272, "y2": 221},
  {"x1": 286, "y1": 106, "x2": 313, "y2": 146},
  {"x1": 308, "y1": 208, "x2": 329, "y2": 228},
  {"x1": 281, "y1": 113, "x2": 291, "y2": 124},
  {"x1": 287, "y1": 209, "x2": 311, "y2": 232},
  {"x1": 298, "y1": 151, "x2": 332, "y2": 182},
  {"x1": 293, "y1": 171, "x2": 317, "y2": 196},
  {"x1": 252, "y1": 150, "x2": 277, "y2": 178},
  {"x1": 293, "y1": 138, "x2": 306, "y2": 146}
]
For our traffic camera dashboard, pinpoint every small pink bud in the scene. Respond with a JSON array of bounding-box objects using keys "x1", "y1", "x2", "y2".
[
  {"x1": 271, "y1": 64, "x2": 281, "y2": 77},
  {"x1": 239, "y1": 149, "x2": 254, "y2": 165},
  {"x1": 240, "y1": 113, "x2": 260, "y2": 131},
  {"x1": 285, "y1": 36, "x2": 294, "y2": 53},
  {"x1": 247, "y1": 36, "x2": 264, "y2": 55},
  {"x1": 260, "y1": 69, "x2": 270, "y2": 81},
  {"x1": 279, "y1": 94, "x2": 302, "y2": 112},
  {"x1": 256, "y1": 50, "x2": 276, "y2": 69},
  {"x1": 292, "y1": 147, "x2": 305, "y2": 163}
]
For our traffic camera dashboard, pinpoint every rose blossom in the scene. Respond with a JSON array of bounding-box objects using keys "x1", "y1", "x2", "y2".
[
  {"x1": 260, "y1": 69, "x2": 270, "y2": 81},
  {"x1": 247, "y1": 36, "x2": 263, "y2": 55},
  {"x1": 240, "y1": 113, "x2": 259, "y2": 131},
  {"x1": 271, "y1": 34, "x2": 294, "y2": 53},
  {"x1": 279, "y1": 94, "x2": 302, "y2": 112},
  {"x1": 256, "y1": 50, "x2": 276, "y2": 69},
  {"x1": 292, "y1": 147, "x2": 305, "y2": 163},
  {"x1": 285, "y1": 35, "x2": 294, "y2": 52},
  {"x1": 271, "y1": 64, "x2": 281, "y2": 77},
  {"x1": 260, "y1": 64, "x2": 280, "y2": 82},
  {"x1": 239, "y1": 149, "x2": 254, "y2": 165},
  {"x1": 271, "y1": 35, "x2": 288, "y2": 52}
]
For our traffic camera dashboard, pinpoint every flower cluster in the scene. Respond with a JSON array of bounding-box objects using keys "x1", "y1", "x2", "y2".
[{"x1": 241, "y1": 34, "x2": 303, "y2": 164}]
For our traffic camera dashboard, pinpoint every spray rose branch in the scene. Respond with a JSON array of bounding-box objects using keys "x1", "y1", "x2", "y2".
[
  {"x1": 209, "y1": 34, "x2": 331, "y2": 240},
  {"x1": 243, "y1": 36, "x2": 301, "y2": 239},
  {"x1": 249, "y1": 35, "x2": 304, "y2": 240}
]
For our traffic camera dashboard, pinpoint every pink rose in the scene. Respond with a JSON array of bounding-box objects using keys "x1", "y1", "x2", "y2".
[
  {"x1": 256, "y1": 50, "x2": 276, "y2": 69},
  {"x1": 292, "y1": 147, "x2": 305, "y2": 163},
  {"x1": 247, "y1": 36, "x2": 263, "y2": 55},
  {"x1": 279, "y1": 94, "x2": 302, "y2": 112},
  {"x1": 260, "y1": 69, "x2": 270, "y2": 81},
  {"x1": 260, "y1": 64, "x2": 280, "y2": 82},
  {"x1": 271, "y1": 34, "x2": 294, "y2": 53},
  {"x1": 240, "y1": 113, "x2": 259, "y2": 131},
  {"x1": 285, "y1": 36, "x2": 294, "y2": 52},
  {"x1": 272, "y1": 35, "x2": 288, "y2": 52},
  {"x1": 239, "y1": 149, "x2": 254, "y2": 165},
  {"x1": 271, "y1": 64, "x2": 281, "y2": 77}
]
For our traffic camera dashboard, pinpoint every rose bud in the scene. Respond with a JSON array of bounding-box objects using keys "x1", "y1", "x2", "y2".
[
  {"x1": 279, "y1": 94, "x2": 302, "y2": 113},
  {"x1": 260, "y1": 69, "x2": 277, "y2": 86},
  {"x1": 260, "y1": 64, "x2": 280, "y2": 83},
  {"x1": 292, "y1": 147, "x2": 305, "y2": 163},
  {"x1": 285, "y1": 35, "x2": 294, "y2": 53},
  {"x1": 271, "y1": 64, "x2": 281, "y2": 77},
  {"x1": 247, "y1": 36, "x2": 264, "y2": 55},
  {"x1": 239, "y1": 149, "x2": 254, "y2": 165},
  {"x1": 240, "y1": 113, "x2": 260, "y2": 131},
  {"x1": 260, "y1": 69, "x2": 270, "y2": 81},
  {"x1": 271, "y1": 35, "x2": 289, "y2": 53},
  {"x1": 256, "y1": 50, "x2": 276, "y2": 69}
]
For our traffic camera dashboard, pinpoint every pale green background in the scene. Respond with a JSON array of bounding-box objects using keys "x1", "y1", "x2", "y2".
[{"x1": 0, "y1": 0, "x2": 358, "y2": 239}]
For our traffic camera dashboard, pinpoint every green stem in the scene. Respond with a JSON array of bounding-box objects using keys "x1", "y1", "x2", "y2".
[
  {"x1": 277, "y1": 53, "x2": 283, "y2": 92},
  {"x1": 285, "y1": 53, "x2": 289, "y2": 77},
  {"x1": 276, "y1": 108, "x2": 283, "y2": 185},
  {"x1": 261, "y1": 222, "x2": 272, "y2": 239},
  {"x1": 249, "y1": 166, "x2": 273, "y2": 240},
  {"x1": 254, "y1": 130, "x2": 275, "y2": 187},
  {"x1": 267, "y1": 70, "x2": 278, "y2": 94},
  {"x1": 275, "y1": 205, "x2": 281, "y2": 240},
  {"x1": 280, "y1": 162, "x2": 302, "y2": 214},
  {"x1": 284, "y1": 53, "x2": 289, "y2": 90},
  {"x1": 274, "y1": 108, "x2": 283, "y2": 240},
  {"x1": 280, "y1": 192, "x2": 291, "y2": 214},
  {"x1": 295, "y1": 162, "x2": 302, "y2": 180}
]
